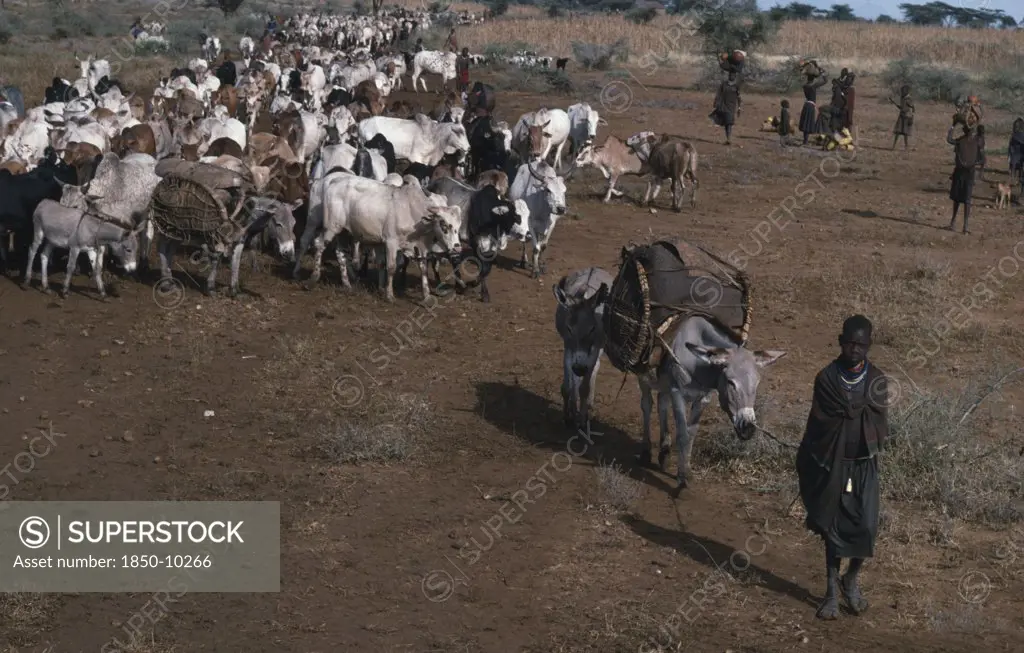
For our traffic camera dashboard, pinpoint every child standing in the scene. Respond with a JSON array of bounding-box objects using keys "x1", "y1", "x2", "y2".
[
  {"x1": 778, "y1": 99, "x2": 792, "y2": 146},
  {"x1": 889, "y1": 85, "x2": 914, "y2": 150},
  {"x1": 456, "y1": 47, "x2": 471, "y2": 95}
]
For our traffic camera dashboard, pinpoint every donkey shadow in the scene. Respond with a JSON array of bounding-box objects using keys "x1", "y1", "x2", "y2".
[{"x1": 473, "y1": 380, "x2": 678, "y2": 496}]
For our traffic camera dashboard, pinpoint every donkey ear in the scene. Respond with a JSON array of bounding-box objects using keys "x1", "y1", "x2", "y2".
[
  {"x1": 552, "y1": 282, "x2": 569, "y2": 307},
  {"x1": 686, "y1": 343, "x2": 731, "y2": 366},
  {"x1": 593, "y1": 282, "x2": 609, "y2": 305},
  {"x1": 752, "y1": 350, "x2": 787, "y2": 367}
]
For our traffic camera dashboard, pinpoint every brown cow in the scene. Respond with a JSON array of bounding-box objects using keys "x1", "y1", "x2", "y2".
[
  {"x1": 388, "y1": 100, "x2": 416, "y2": 119},
  {"x1": 247, "y1": 133, "x2": 298, "y2": 165},
  {"x1": 353, "y1": 80, "x2": 383, "y2": 116},
  {"x1": 475, "y1": 170, "x2": 509, "y2": 197},
  {"x1": 636, "y1": 134, "x2": 699, "y2": 210},
  {"x1": 212, "y1": 86, "x2": 239, "y2": 117},
  {"x1": 0, "y1": 160, "x2": 26, "y2": 175},
  {"x1": 205, "y1": 136, "x2": 244, "y2": 160},
  {"x1": 262, "y1": 155, "x2": 307, "y2": 204},
  {"x1": 129, "y1": 96, "x2": 147, "y2": 121},
  {"x1": 110, "y1": 124, "x2": 157, "y2": 158},
  {"x1": 60, "y1": 141, "x2": 103, "y2": 185},
  {"x1": 90, "y1": 107, "x2": 116, "y2": 122}
]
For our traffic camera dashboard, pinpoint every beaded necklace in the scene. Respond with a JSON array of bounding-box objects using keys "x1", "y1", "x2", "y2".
[{"x1": 838, "y1": 360, "x2": 868, "y2": 388}]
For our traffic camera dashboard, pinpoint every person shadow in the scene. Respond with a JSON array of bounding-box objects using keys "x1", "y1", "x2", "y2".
[{"x1": 625, "y1": 515, "x2": 817, "y2": 608}]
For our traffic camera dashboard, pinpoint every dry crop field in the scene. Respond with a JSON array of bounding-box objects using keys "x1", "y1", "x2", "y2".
[{"x1": 1, "y1": 3, "x2": 1024, "y2": 653}]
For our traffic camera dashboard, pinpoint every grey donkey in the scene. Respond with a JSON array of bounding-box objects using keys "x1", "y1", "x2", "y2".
[
  {"x1": 638, "y1": 315, "x2": 786, "y2": 490},
  {"x1": 553, "y1": 267, "x2": 613, "y2": 438}
]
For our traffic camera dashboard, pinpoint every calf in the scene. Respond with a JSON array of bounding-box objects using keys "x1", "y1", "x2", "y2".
[
  {"x1": 630, "y1": 133, "x2": 699, "y2": 210},
  {"x1": 553, "y1": 267, "x2": 613, "y2": 437},
  {"x1": 574, "y1": 135, "x2": 643, "y2": 203},
  {"x1": 22, "y1": 199, "x2": 144, "y2": 298},
  {"x1": 457, "y1": 183, "x2": 530, "y2": 303}
]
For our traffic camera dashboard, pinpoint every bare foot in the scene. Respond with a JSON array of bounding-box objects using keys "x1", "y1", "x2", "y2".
[{"x1": 841, "y1": 575, "x2": 869, "y2": 615}]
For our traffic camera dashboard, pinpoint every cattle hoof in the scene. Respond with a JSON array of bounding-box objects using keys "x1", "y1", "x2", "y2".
[{"x1": 658, "y1": 449, "x2": 670, "y2": 472}]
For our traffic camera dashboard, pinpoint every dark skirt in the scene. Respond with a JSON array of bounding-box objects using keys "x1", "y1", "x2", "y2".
[
  {"x1": 798, "y1": 454, "x2": 880, "y2": 559},
  {"x1": 950, "y1": 166, "x2": 975, "y2": 203},
  {"x1": 799, "y1": 101, "x2": 817, "y2": 134},
  {"x1": 893, "y1": 114, "x2": 913, "y2": 137},
  {"x1": 709, "y1": 109, "x2": 734, "y2": 127}
]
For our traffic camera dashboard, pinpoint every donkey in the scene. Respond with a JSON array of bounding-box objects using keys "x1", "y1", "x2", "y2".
[
  {"x1": 638, "y1": 315, "x2": 786, "y2": 490},
  {"x1": 553, "y1": 267, "x2": 614, "y2": 439}
]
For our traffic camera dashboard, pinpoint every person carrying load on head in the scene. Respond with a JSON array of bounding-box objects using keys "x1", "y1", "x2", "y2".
[
  {"x1": 947, "y1": 110, "x2": 980, "y2": 235},
  {"x1": 798, "y1": 62, "x2": 828, "y2": 146}
]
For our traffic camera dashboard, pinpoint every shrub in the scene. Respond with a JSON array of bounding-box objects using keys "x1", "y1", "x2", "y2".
[
  {"x1": 571, "y1": 39, "x2": 629, "y2": 71},
  {"x1": 489, "y1": 0, "x2": 509, "y2": 17},
  {"x1": 52, "y1": 10, "x2": 99, "y2": 39},
  {"x1": 983, "y1": 67, "x2": 1024, "y2": 112},
  {"x1": 547, "y1": 4, "x2": 563, "y2": 18},
  {"x1": 881, "y1": 58, "x2": 972, "y2": 102},
  {"x1": 133, "y1": 37, "x2": 172, "y2": 56},
  {"x1": 594, "y1": 461, "x2": 644, "y2": 512},
  {"x1": 167, "y1": 20, "x2": 205, "y2": 56},
  {"x1": 626, "y1": 7, "x2": 658, "y2": 24},
  {"x1": 696, "y1": 7, "x2": 779, "y2": 55}
]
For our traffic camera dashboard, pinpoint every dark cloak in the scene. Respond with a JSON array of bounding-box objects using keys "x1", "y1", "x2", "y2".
[
  {"x1": 1008, "y1": 130, "x2": 1024, "y2": 172},
  {"x1": 711, "y1": 80, "x2": 740, "y2": 127},
  {"x1": 797, "y1": 360, "x2": 888, "y2": 558}
]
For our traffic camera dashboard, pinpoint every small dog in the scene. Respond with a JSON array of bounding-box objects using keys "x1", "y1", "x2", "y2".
[{"x1": 996, "y1": 182, "x2": 1011, "y2": 209}]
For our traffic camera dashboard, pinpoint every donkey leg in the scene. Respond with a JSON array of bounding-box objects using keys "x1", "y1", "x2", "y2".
[
  {"x1": 657, "y1": 390, "x2": 672, "y2": 472},
  {"x1": 579, "y1": 355, "x2": 601, "y2": 438},
  {"x1": 639, "y1": 380, "x2": 654, "y2": 467},
  {"x1": 561, "y1": 346, "x2": 576, "y2": 427},
  {"x1": 669, "y1": 387, "x2": 693, "y2": 489}
]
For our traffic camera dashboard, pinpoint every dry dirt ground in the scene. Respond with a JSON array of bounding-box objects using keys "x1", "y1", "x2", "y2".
[{"x1": 2, "y1": 67, "x2": 1024, "y2": 653}]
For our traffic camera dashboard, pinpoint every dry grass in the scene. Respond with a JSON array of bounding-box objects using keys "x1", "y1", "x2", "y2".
[
  {"x1": 593, "y1": 459, "x2": 644, "y2": 512},
  {"x1": 0, "y1": 593, "x2": 62, "y2": 647}
]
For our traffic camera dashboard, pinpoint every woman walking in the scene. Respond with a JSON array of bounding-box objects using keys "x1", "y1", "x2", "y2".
[
  {"x1": 799, "y1": 69, "x2": 827, "y2": 146},
  {"x1": 798, "y1": 315, "x2": 889, "y2": 620},
  {"x1": 841, "y1": 73, "x2": 856, "y2": 132},
  {"x1": 711, "y1": 71, "x2": 741, "y2": 145},
  {"x1": 889, "y1": 85, "x2": 914, "y2": 150}
]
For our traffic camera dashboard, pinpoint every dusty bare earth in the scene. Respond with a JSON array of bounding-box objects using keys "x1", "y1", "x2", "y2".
[{"x1": 2, "y1": 68, "x2": 1024, "y2": 653}]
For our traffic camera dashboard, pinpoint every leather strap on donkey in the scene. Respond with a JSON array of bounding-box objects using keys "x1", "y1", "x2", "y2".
[{"x1": 603, "y1": 238, "x2": 752, "y2": 375}]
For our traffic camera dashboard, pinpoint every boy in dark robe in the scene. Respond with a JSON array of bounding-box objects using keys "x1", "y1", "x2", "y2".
[
  {"x1": 799, "y1": 71, "x2": 827, "y2": 145},
  {"x1": 711, "y1": 71, "x2": 741, "y2": 145},
  {"x1": 797, "y1": 315, "x2": 888, "y2": 620},
  {"x1": 889, "y1": 85, "x2": 913, "y2": 150},
  {"x1": 947, "y1": 116, "x2": 979, "y2": 234},
  {"x1": 778, "y1": 99, "x2": 792, "y2": 146},
  {"x1": 841, "y1": 73, "x2": 855, "y2": 131},
  {"x1": 828, "y1": 78, "x2": 846, "y2": 133}
]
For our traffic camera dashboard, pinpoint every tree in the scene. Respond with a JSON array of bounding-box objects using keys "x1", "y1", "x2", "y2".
[
  {"x1": 216, "y1": 0, "x2": 244, "y2": 17},
  {"x1": 827, "y1": 4, "x2": 856, "y2": 21},
  {"x1": 899, "y1": 2, "x2": 946, "y2": 25},
  {"x1": 876, "y1": 14, "x2": 897, "y2": 23}
]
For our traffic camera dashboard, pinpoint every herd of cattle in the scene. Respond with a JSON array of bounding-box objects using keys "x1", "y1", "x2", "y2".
[{"x1": 0, "y1": 7, "x2": 701, "y2": 305}]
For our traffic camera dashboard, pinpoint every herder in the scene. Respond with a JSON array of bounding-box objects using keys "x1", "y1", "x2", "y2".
[
  {"x1": 711, "y1": 71, "x2": 741, "y2": 145},
  {"x1": 456, "y1": 47, "x2": 471, "y2": 95},
  {"x1": 947, "y1": 113, "x2": 979, "y2": 234},
  {"x1": 799, "y1": 69, "x2": 827, "y2": 146},
  {"x1": 797, "y1": 315, "x2": 889, "y2": 620},
  {"x1": 889, "y1": 85, "x2": 914, "y2": 150}
]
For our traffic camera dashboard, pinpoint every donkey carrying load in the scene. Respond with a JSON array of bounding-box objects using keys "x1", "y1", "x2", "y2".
[
  {"x1": 603, "y1": 238, "x2": 786, "y2": 490},
  {"x1": 149, "y1": 159, "x2": 297, "y2": 297}
]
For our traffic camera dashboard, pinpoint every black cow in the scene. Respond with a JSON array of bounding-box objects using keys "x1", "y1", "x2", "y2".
[
  {"x1": 94, "y1": 76, "x2": 127, "y2": 97},
  {"x1": 463, "y1": 82, "x2": 496, "y2": 125},
  {"x1": 556, "y1": 57, "x2": 569, "y2": 71},
  {"x1": 466, "y1": 114, "x2": 507, "y2": 179},
  {"x1": 214, "y1": 60, "x2": 237, "y2": 87},
  {"x1": 0, "y1": 167, "x2": 63, "y2": 272},
  {"x1": 43, "y1": 78, "x2": 78, "y2": 105},
  {"x1": 364, "y1": 133, "x2": 396, "y2": 175},
  {"x1": 38, "y1": 147, "x2": 81, "y2": 185},
  {"x1": 455, "y1": 184, "x2": 525, "y2": 303},
  {"x1": 323, "y1": 87, "x2": 354, "y2": 109},
  {"x1": 352, "y1": 148, "x2": 375, "y2": 179}
]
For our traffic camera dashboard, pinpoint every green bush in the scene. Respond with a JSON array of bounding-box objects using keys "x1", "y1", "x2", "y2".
[
  {"x1": 167, "y1": 20, "x2": 205, "y2": 56},
  {"x1": 881, "y1": 58, "x2": 972, "y2": 102},
  {"x1": 489, "y1": 0, "x2": 509, "y2": 16},
  {"x1": 983, "y1": 67, "x2": 1024, "y2": 112},
  {"x1": 696, "y1": 8, "x2": 779, "y2": 55},
  {"x1": 52, "y1": 10, "x2": 100, "y2": 40},
  {"x1": 626, "y1": 7, "x2": 658, "y2": 24},
  {"x1": 571, "y1": 39, "x2": 629, "y2": 71},
  {"x1": 547, "y1": 4, "x2": 563, "y2": 17}
]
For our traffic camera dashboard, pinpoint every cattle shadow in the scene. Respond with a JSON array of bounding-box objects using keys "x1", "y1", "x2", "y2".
[
  {"x1": 840, "y1": 208, "x2": 950, "y2": 232},
  {"x1": 625, "y1": 516, "x2": 816, "y2": 607},
  {"x1": 473, "y1": 381, "x2": 677, "y2": 496}
]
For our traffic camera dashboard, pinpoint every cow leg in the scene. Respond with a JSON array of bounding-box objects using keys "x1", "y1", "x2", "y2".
[
  {"x1": 91, "y1": 249, "x2": 107, "y2": 299},
  {"x1": 518, "y1": 240, "x2": 528, "y2": 269},
  {"x1": 21, "y1": 233, "x2": 43, "y2": 290},
  {"x1": 478, "y1": 258, "x2": 492, "y2": 302},
  {"x1": 690, "y1": 176, "x2": 699, "y2": 207},
  {"x1": 553, "y1": 140, "x2": 566, "y2": 173},
  {"x1": 638, "y1": 379, "x2": 654, "y2": 467},
  {"x1": 642, "y1": 180, "x2": 654, "y2": 206},
  {"x1": 228, "y1": 242, "x2": 245, "y2": 297},
  {"x1": 531, "y1": 242, "x2": 546, "y2": 278},
  {"x1": 335, "y1": 240, "x2": 352, "y2": 289},
  {"x1": 383, "y1": 241, "x2": 397, "y2": 302},
  {"x1": 650, "y1": 181, "x2": 663, "y2": 203},
  {"x1": 39, "y1": 243, "x2": 54, "y2": 294},
  {"x1": 206, "y1": 255, "x2": 220, "y2": 295},
  {"x1": 61, "y1": 246, "x2": 80, "y2": 298},
  {"x1": 672, "y1": 177, "x2": 681, "y2": 212},
  {"x1": 309, "y1": 231, "x2": 334, "y2": 286},
  {"x1": 418, "y1": 257, "x2": 430, "y2": 299},
  {"x1": 139, "y1": 221, "x2": 153, "y2": 274},
  {"x1": 604, "y1": 175, "x2": 620, "y2": 203}
]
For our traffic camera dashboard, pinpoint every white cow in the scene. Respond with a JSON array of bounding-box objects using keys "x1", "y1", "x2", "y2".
[
  {"x1": 318, "y1": 142, "x2": 388, "y2": 181},
  {"x1": 512, "y1": 107, "x2": 571, "y2": 171},
  {"x1": 302, "y1": 173, "x2": 462, "y2": 300},
  {"x1": 411, "y1": 51, "x2": 456, "y2": 93},
  {"x1": 74, "y1": 54, "x2": 111, "y2": 93},
  {"x1": 567, "y1": 103, "x2": 602, "y2": 158},
  {"x1": 196, "y1": 115, "x2": 247, "y2": 155},
  {"x1": 239, "y1": 36, "x2": 255, "y2": 62},
  {"x1": 2, "y1": 111, "x2": 50, "y2": 164},
  {"x1": 201, "y1": 37, "x2": 221, "y2": 63},
  {"x1": 357, "y1": 115, "x2": 470, "y2": 166},
  {"x1": 509, "y1": 160, "x2": 567, "y2": 278}
]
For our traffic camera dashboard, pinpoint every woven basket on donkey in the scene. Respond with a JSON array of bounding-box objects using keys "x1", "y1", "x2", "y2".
[
  {"x1": 603, "y1": 239, "x2": 752, "y2": 375},
  {"x1": 149, "y1": 175, "x2": 245, "y2": 252}
]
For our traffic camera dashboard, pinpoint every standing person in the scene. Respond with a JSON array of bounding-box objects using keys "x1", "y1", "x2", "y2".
[
  {"x1": 797, "y1": 315, "x2": 889, "y2": 621},
  {"x1": 778, "y1": 99, "x2": 793, "y2": 146},
  {"x1": 799, "y1": 70, "x2": 827, "y2": 146},
  {"x1": 841, "y1": 73, "x2": 856, "y2": 132},
  {"x1": 443, "y1": 28, "x2": 458, "y2": 53},
  {"x1": 1009, "y1": 118, "x2": 1024, "y2": 195},
  {"x1": 456, "y1": 47, "x2": 471, "y2": 96},
  {"x1": 828, "y1": 78, "x2": 846, "y2": 133},
  {"x1": 711, "y1": 71, "x2": 741, "y2": 145},
  {"x1": 947, "y1": 114, "x2": 979, "y2": 234},
  {"x1": 889, "y1": 85, "x2": 914, "y2": 150}
]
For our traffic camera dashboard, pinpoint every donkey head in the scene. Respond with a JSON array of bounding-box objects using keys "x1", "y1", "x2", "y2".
[{"x1": 685, "y1": 344, "x2": 786, "y2": 440}]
